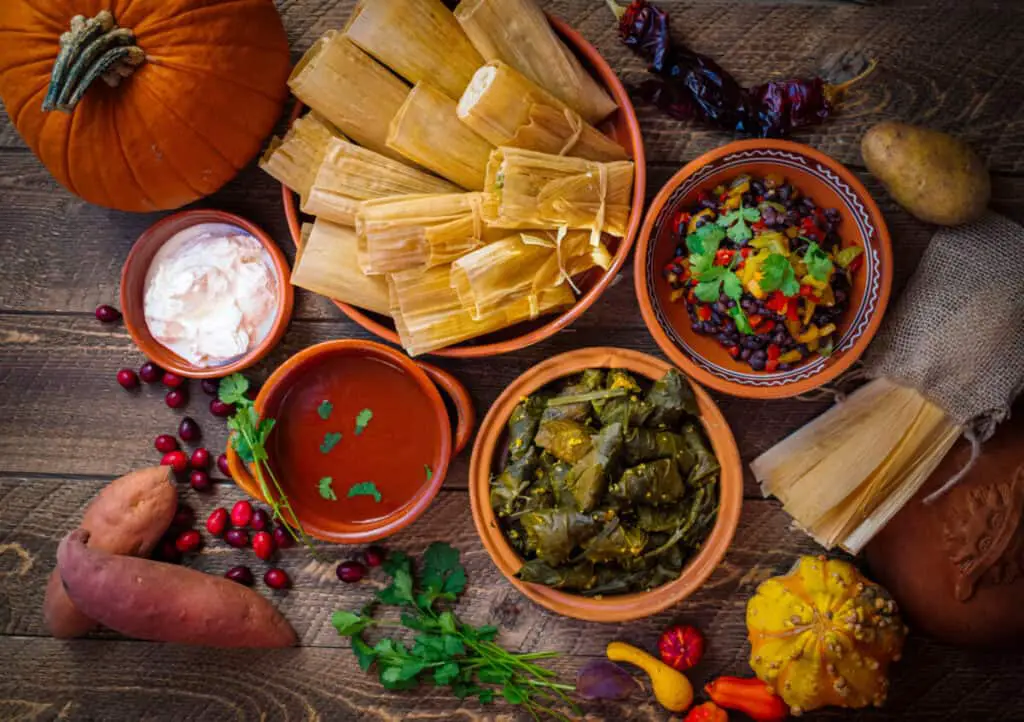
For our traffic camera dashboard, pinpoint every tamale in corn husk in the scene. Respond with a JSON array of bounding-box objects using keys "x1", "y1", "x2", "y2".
[
  {"x1": 389, "y1": 264, "x2": 574, "y2": 356},
  {"x1": 356, "y1": 193, "x2": 500, "y2": 275},
  {"x1": 454, "y1": 0, "x2": 617, "y2": 124},
  {"x1": 387, "y1": 83, "x2": 495, "y2": 190},
  {"x1": 304, "y1": 139, "x2": 458, "y2": 226},
  {"x1": 483, "y1": 148, "x2": 634, "y2": 239},
  {"x1": 457, "y1": 62, "x2": 627, "y2": 162},
  {"x1": 344, "y1": 0, "x2": 484, "y2": 100},
  {"x1": 260, "y1": 113, "x2": 343, "y2": 205},
  {"x1": 289, "y1": 32, "x2": 409, "y2": 160},
  {"x1": 291, "y1": 219, "x2": 392, "y2": 316},
  {"x1": 528, "y1": 227, "x2": 613, "y2": 292}
]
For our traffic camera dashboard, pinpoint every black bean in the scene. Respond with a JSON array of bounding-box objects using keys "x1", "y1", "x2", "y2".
[
  {"x1": 700, "y1": 198, "x2": 718, "y2": 211},
  {"x1": 751, "y1": 181, "x2": 766, "y2": 196},
  {"x1": 740, "y1": 348, "x2": 752, "y2": 361},
  {"x1": 691, "y1": 322, "x2": 703, "y2": 332},
  {"x1": 778, "y1": 185, "x2": 792, "y2": 202},
  {"x1": 749, "y1": 355, "x2": 766, "y2": 372},
  {"x1": 778, "y1": 363, "x2": 792, "y2": 372},
  {"x1": 741, "y1": 299, "x2": 756, "y2": 311}
]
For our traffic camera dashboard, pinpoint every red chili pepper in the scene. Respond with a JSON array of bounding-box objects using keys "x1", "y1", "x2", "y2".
[
  {"x1": 764, "y1": 291, "x2": 788, "y2": 313},
  {"x1": 751, "y1": 221, "x2": 767, "y2": 232},
  {"x1": 705, "y1": 677, "x2": 789, "y2": 722},
  {"x1": 697, "y1": 305, "x2": 712, "y2": 321},
  {"x1": 786, "y1": 302, "x2": 800, "y2": 322},
  {"x1": 747, "y1": 314, "x2": 763, "y2": 328},
  {"x1": 727, "y1": 345, "x2": 740, "y2": 359},
  {"x1": 714, "y1": 248, "x2": 734, "y2": 266},
  {"x1": 798, "y1": 285, "x2": 820, "y2": 303},
  {"x1": 848, "y1": 254, "x2": 864, "y2": 273},
  {"x1": 658, "y1": 624, "x2": 706, "y2": 672},
  {"x1": 740, "y1": 247, "x2": 753, "y2": 259},
  {"x1": 684, "y1": 702, "x2": 729, "y2": 722},
  {"x1": 757, "y1": 320, "x2": 775, "y2": 334},
  {"x1": 767, "y1": 344, "x2": 781, "y2": 361}
]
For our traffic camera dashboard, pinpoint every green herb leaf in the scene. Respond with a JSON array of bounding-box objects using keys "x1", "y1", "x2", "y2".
[
  {"x1": 422, "y1": 542, "x2": 465, "y2": 602},
  {"x1": 352, "y1": 636, "x2": 376, "y2": 672},
  {"x1": 318, "y1": 476, "x2": 337, "y2": 501},
  {"x1": 257, "y1": 418, "x2": 275, "y2": 449},
  {"x1": 694, "y1": 279, "x2": 724, "y2": 303},
  {"x1": 804, "y1": 241, "x2": 834, "y2": 281},
  {"x1": 424, "y1": 464, "x2": 433, "y2": 482},
  {"x1": 728, "y1": 306, "x2": 755, "y2": 335},
  {"x1": 717, "y1": 207, "x2": 761, "y2": 243},
  {"x1": 434, "y1": 662, "x2": 461, "y2": 685},
  {"x1": 218, "y1": 374, "x2": 250, "y2": 406},
  {"x1": 331, "y1": 610, "x2": 369, "y2": 636},
  {"x1": 438, "y1": 611, "x2": 458, "y2": 635},
  {"x1": 722, "y1": 272, "x2": 743, "y2": 301},
  {"x1": 347, "y1": 481, "x2": 382, "y2": 503},
  {"x1": 503, "y1": 685, "x2": 527, "y2": 704},
  {"x1": 377, "y1": 565, "x2": 414, "y2": 606},
  {"x1": 685, "y1": 223, "x2": 725, "y2": 256},
  {"x1": 317, "y1": 400, "x2": 333, "y2": 420},
  {"x1": 355, "y1": 408, "x2": 373, "y2": 435},
  {"x1": 760, "y1": 253, "x2": 801, "y2": 297},
  {"x1": 320, "y1": 431, "x2": 342, "y2": 454}
]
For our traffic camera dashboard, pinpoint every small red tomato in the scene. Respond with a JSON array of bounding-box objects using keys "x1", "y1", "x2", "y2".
[
  {"x1": 252, "y1": 531, "x2": 275, "y2": 561},
  {"x1": 116, "y1": 369, "x2": 139, "y2": 390},
  {"x1": 272, "y1": 526, "x2": 294, "y2": 549},
  {"x1": 264, "y1": 568, "x2": 291, "y2": 590},
  {"x1": 684, "y1": 702, "x2": 729, "y2": 722},
  {"x1": 206, "y1": 507, "x2": 229, "y2": 536},
  {"x1": 231, "y1": 500, "x2": 253, "y2": 528},
  {"x1": 175, "y1": 530, "x2": 202, "y2": 554},
  {"x1": 190, "y1": 447, "x2": 210, "y2": 470},
  {"x1": 154, "y1": 434, "x2": 179, "y2": 453},
  {"x1": 165, "y1": 389, "x2": 188, "y2": 409},
  {"x1": 658, "y1": 624, "x2": 706, "y2": 672},
  {"x1": 189, "y1": 470, "x2": 212, "y2": 492},
  {"x1": 162, "y1": 372, "x2": 186, "y2": 389},
  {"x1": 160, "y1": 450, "x2": 188, "y2": 473}
]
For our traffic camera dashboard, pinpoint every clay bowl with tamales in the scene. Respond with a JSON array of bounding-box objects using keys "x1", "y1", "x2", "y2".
[
  {"x1": 261, "y1": 0, "x2": 645, "y2": 359},
  {"x1": 469, "y1": 347, "x2": 742, "y2": 622}
]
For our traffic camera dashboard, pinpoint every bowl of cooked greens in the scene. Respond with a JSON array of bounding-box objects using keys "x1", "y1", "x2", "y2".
[{"x1": 468, "y1": 347, "x2": 742, "y2": 622}]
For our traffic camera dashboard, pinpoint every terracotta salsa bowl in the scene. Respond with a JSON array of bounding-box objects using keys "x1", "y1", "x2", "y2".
[
  {"x1": 635, "y1": 140, "x2": 893, "y2": 399},
  {"x1": 281, "y1": 16, "x2": 646, "y2": 358},
  {"x1": 469, "y1": 347, "x2": 743, "y2": 622},
  {"x1": 227, "y1": 340, "x2": 475, "y2": 543}
]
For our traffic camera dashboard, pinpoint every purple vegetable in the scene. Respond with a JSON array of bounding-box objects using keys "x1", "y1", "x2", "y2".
[{"x1": 576, "y1": 659, "x2": 640, "y2": 701}]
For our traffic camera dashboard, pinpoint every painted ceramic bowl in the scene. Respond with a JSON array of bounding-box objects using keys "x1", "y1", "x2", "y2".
[
  {"x1": 280, "y1": 16, "x2": 646, "y2": 358},
  {"x1": 469, "y1": 347, "x2": 743, "y2": 622},
  {"x1": 635, "y1": 140, "x2": 893, "y2": 399}
]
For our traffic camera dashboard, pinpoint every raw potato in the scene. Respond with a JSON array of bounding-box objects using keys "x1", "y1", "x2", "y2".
[
  {"x1": 861, "y1": 121, "x2": 990, "y2": 226},
  {"x1": 44, "y1": 466, "x2": 177, "y2": 638},
  {"x1": 57, "y1": 529, "x2": 298, "y2": 648}
]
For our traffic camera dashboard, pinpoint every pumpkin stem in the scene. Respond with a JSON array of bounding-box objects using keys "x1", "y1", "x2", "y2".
[{"x1": 43, "y1": 11, "x2": 146, "y2": 113}]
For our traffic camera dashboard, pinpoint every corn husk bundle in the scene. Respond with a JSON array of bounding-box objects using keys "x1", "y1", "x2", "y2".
[
  {"x1": 454, "y1": 0, "x2": 617, "y2": 124},
  {"x1": 484, "y1": 148, "x2": 634, "y2": 239},
  {"x1": 457, "y1": 62, "x2": 627, "y2": 162},
  {"x1": 303, "y1": 139, "x2": 458, "y2": 226},
  {"x1": 260, "y1": 114, "x2": 343, "y2": 206},
  {"x1": 289, "y1": 32, "x2": 410, "y2": 160},
  {"x1": 344, "y1": 0, "x2": 484, "y2": 100}
]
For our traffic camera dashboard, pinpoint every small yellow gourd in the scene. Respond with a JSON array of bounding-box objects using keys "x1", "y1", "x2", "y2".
[{"x1": 606, "y1": 641, "x2": 694, "y2": 713}]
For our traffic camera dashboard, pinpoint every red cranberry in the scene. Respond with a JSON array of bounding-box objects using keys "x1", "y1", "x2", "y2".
[
  {"x1": 337, "y1": 560, "x2": 367, "y2": 584},
  {"x1": 162, "y1": 372, "x2": 186, "y2": 389},
  {"x1": 95, "y1": 304, "x2": 121, "y2": 323},
  {"x1": 206, "y1": 507, "x2": 229, "y2": 536},
  {"x1": 154, "y1": 434, "x2": 179, "y2": 453},
  {"x1": 165, "y1": 389, "x2": 188, "y2": 409},
  {"x1": 139, "y1": 362, "x2": 163, "y2": 384},
  {"x1": 225, "y1": 528, "x2": 249, "y2": 548},
  {"x1": 210, "y1": 399, "x2": 235, "y2": 417},
  {"x1": 225, "y1": 566, "x2": 254, "y2": 586},
  {"x1": 252, "y1": 531, "x2": 275, "y2": 561},
  {"x1": 250, "y1": 508, "x2": 272, "y2": 532},
  {"x1": 264, "y1": 568, "x2": 291, "y2": 590},
  {"x1": 172, "y1": 503, "x2": 194, "y2": 528},
  {"x1": 216, "y1": 453, "x2": 232, "y2": 478},
  {"x1": 178, "y1": 417, "x2": 201, "y2": 442},
  {"x1": 155, "y1": 537, "x2": 181, "y2": 564},
  {"x1": 364, "y1": 546, "x2": 386, "y2": 568},
  {"x1": 116, "y1": 369, "x2": 139, "y2": 390},
  {"x1": 175, "y1": 529, "x2": 202, "y2": 554},
  {"x1": 161, "y1": 450, "x2": 188, "y2": 473},
  {"x1": 272, "y1": 527, "x2": 294, "y2": 549},
  {"x1": 201, "y1": 378, "x2": 220, "y2": 396},
  {"x1": 231, "y1": 500, "x2": 253, "y2": 528},
  {"x1": 189, "y1": 470, "x2": 211, "y2": 492},
  {"x1": 190, "y1": 447, "x2": 210, "y2": 470}
]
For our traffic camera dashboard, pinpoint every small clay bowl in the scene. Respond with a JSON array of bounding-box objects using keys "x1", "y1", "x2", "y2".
[
  {"x1": 469, "y1": 347, "x2": 742, "y2": 622},
  {"x1": 635, "y1": 139, "x2": 893, "y2": 399},
  {"x1": 280, "y1": 15, "x2": 646, "y2": 358},
  {"x1": 227, "y1": 339, "x2": 475, "y2": 544},
  {"x1": 121, "y1": 209, "x2": 294, "y2": 379}
]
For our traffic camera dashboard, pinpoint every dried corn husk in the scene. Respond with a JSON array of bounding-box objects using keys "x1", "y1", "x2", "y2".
[
  {"x1": 528, "y1": 227, "x2": 612, "y2": 293},
  {"x1": 289, "y1": 32, "x2": 409, "y2": 160},
  {"x1": 483, "y1": 147, "x2": 634, "y2": 239},
  {"x1": 457, "y1": 62, "x2": 627, "y2": 162},
  {"x1": 260, "y1": 113, "x2": 343, "y2": 205},
  {"x1": 291, "y1": 219, "x2": 391, "y2": 316},
  {"x1": 387, "y1": 82, "x2": 495, "y2": 190},
  {"x1": 450, "y1": 234, "x2": 554, "y2": 320},
  {"x1": 303, "y1": 138, "x2": 458, "y2": 226},
  {"x1": 454, "y1": 0, "x2": 617, "y2": 123},
  {"x1": 344, "y1": 0, "x2": 484, "y2": 100}
]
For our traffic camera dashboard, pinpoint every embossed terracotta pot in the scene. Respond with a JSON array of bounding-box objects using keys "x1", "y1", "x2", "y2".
[{"x1": 635, "y1": 140, "x2": 893, "y2": 399}]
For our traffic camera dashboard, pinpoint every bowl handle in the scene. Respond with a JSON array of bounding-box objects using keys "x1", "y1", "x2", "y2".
[
  {"x1": 417, "y1": 361, "x2": 476, "y2": 456},
  {"x1": 224, "y1": 443, "x2": 266, "y2": 503}
]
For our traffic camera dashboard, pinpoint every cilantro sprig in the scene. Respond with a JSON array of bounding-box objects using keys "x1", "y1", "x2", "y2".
[
  {"x1": 760, "y1": 254, "x2": 800, "y2": 296},
  {"x1": 717, "y1": 206, "x2": 760, "y2": 243},
  {"x1": 685, "y1": 223, "x2": 754, "y2": 335},
  {"x1": 347, "y1": 481, "x2": 382, "y2": 503},
  {"x1": 332, "y1": 544, "x2": 576, "y2": 719},
  {"x1": 803, "y1": 241, "x2": 834, "y2": 282}
]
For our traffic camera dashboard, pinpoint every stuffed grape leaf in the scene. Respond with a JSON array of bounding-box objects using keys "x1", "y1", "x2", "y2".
[
  {"x1": 520, "y1": 508, "x2": 601, "y2": 565},
  {"x1": 569, "y1": 422, "x2": 623, "y2": 512},
  {"x1": 608, "y1": 458, "x2": 686, "y2": 506},
  {"x1": 507, "y1": 395, "x2": 547, "y2": 461},
  {"x1": 534, "y1": 419, "x2": 593, "y2": 463},
  {"x1": 646, "y1": 369, "x2": 699, "y2": 428},
  {"x1": 518, "y1": 559, "x2": 597, "y2": 591}
]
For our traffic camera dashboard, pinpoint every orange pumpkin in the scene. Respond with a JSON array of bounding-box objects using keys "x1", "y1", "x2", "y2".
[{"x1": 0, "y1": 1, "x2": 291, "y2": 212}]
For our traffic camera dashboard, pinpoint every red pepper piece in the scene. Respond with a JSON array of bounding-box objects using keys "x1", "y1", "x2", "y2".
[
  {"x1": 799, "y1": 216, "x2": 822, "y2": 241},
  {"x1": 714, "y1": 248, "x2": 734, "y2": 266},
  {"x1": 752, "y1": 221, "x2": 767, "y2": 232},
  {"x1": 747, "y1": 314, "x2": 763, "y2": 328},
  {"x1": 727, "y1": 345, "x2": 740, "y2": 359},
  {"x1": 767, "y1": 344, "x2": 781, "y2": 361},
  {"x1": 697, "y1": 305, "x2": 712, "y2": 321},
  {"x1": 797, "y1": 285, "x2": 820, "y2": 303},
  {"x1": 848, "y1": 254, "x2": 864, "y2": 273},
  {"x1": 764, "y1": 291, "x2": 788, "y2": 313},
  {"x1": 706, "y1": 677, "x2": 789, "y2": 722},
  {"x1": 741, "y1": 247, "x2": 753, "y2": 259},
  {"x1": 786, "y1": 302, "x2": 800, "y2": 322},
  {"x1": 684, "y1": 702, "x2": 729, "y2": 722},
  {"x1": 697, "y1": 189, "x2": 711, "y2": 203},
  {"x1": 758, "y1": 320, "x2": 776, "y2": 334},
  {"x1": 765, "y1": 359, "x2": 779, "y2": 372}
]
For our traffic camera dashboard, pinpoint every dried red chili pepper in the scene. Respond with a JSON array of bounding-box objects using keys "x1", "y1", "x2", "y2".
[
  {"x1": 705, "y1": 677, "x2": 789, "y2": 722},
  {"x1": 609, "y1": 0, "x2": 874, "y2": 138}
]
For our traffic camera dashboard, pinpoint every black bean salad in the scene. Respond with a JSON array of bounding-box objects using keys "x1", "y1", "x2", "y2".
[{"x1": 663, "y1": 174, "x2": 864, "y2": 372}]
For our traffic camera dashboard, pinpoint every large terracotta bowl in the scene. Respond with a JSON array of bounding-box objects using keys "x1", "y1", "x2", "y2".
[
  {"x1": 281, "y1": 16, "x2": 646, "y2": 358},
  {"x1": 635, "y1": 140, "x2": 893, "y2": 399},
  {"x1": 469, "y1": 347, "x2": 743, "y2": 622}
]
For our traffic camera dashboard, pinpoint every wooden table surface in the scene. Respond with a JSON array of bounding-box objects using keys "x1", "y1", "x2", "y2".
[{"x1": 2, "y1": 0, "x2": 1024, "y2": 719}]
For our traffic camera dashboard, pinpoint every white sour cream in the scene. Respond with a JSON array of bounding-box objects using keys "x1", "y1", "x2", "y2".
[{"x1": 143, "y1": 223, "x2": 279, "y2": 368}]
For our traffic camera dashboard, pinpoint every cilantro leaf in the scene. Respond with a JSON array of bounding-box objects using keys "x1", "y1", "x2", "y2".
[
  {"x1": 728, "y1": 306, "x2": 755, "y2": 335},
  {"x1": 695, "y1": 279, "x2": 724, "y2": 303},
  {"x1": 377, "y1": 564, "x2": 414, "y2": 605},
  {"x1": 231, "y1": 432, "x2": 255, "y2": 464},
  {"x1": 717, "y1": 207, "x2": 761, "y2": 243},
  {"x1": 355, "y1": 408, "x2": 373, "y2": 435},
  {"x1": 320, "y1": 431, "x2": 342, "y2": 454},
  {"x1": 722, "y1": 273, "x2": 743, "y2": 300},
  {"x1": 331, "y1": 610, "x2": 369, "y2": 636},
  {"x1": 218, "y1": 374, "x2": 250, "y2": 406},
  {"x1": 804, "y1": 241, "x2": 834, "y2": 281},
  {"x1": 435, "y1": 662, "x2": 461, "y2": 685},
  {"x1": 318, "y1": 476, "x2": 337, "y2": 501},
  {"x1": 685, "y1": 223, "x2": 725, "y2": 255},
  {"x1": 424, "y1": 464, "x2": 433, "y2": 482},
  {"x1": 760, "y1": 254, "x2": 801, "y2": 297},
  {"x1": 317, "y1": 400, "x2": 333, "y2": 420},
  {"x1": 347, "y1": 481, "x2": 382, "y2": 503},
  {"x1": 257, "y1": 418, "x2": 275, "y2": 448},
  {"x1": 352, "y1": 636, "x2": 376, "y2": 672},
  {"x1": 421, "y1": 542, "x2": 464, "y2": 602}
]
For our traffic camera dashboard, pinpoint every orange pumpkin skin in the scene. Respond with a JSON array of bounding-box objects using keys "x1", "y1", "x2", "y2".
[{"x1": 0, "y1": 0, "x2": 291, "y2": 212}]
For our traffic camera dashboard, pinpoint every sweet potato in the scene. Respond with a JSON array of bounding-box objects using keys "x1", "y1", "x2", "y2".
[
  {"x1": 57, "y1": 529, "x2": 298, "y2": 648},
  {"x1": 44, "y1": 466, "x2": 177, "y2": 638}
]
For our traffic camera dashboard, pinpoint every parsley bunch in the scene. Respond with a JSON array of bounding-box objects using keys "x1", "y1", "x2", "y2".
[{"x1": 333, "y1": 543, "x2": 578, "y2": 720}]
